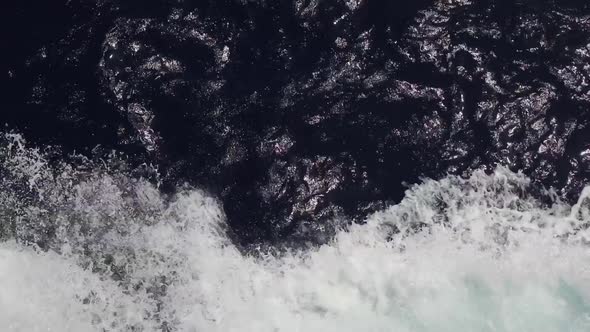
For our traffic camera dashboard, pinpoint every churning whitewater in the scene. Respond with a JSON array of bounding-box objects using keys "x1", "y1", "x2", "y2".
[{"x1": 1, "y1": 134, "x2": 590, "y2": 332}]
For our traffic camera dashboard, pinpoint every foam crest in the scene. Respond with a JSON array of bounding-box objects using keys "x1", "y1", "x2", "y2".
[{"x1": 1, "y1": 134, "x2": 590, "y2": 331}]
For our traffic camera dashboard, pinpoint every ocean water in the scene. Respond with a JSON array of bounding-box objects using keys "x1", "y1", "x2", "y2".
[{"x1": 1, "y1": 134, "x2": 590, "y2": 332}]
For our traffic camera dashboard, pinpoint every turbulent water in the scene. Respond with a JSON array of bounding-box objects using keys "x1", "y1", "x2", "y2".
[
  {"x1": 7, "y1": 0, "x2": 590, "y2": 244},
  {"x1": 7, "y1": 1, "x2": 590, "y2": 331},
  {"x1": 2, "y1": 134, "x2": 590, "y2": 331}
]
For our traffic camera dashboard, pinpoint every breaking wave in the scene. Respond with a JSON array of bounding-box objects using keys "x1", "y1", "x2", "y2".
[{"x1": 1, "y1": 133, "x2": 590, "y2": 332}]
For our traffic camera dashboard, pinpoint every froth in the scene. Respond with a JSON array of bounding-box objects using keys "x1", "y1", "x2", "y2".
[{"x1": 1, "y1": 134, "x2": 590, "y2": 331}]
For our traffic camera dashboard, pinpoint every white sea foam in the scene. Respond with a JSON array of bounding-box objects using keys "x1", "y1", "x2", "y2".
[{"x1": 1, "y1": 134, "x2": 590, "y2": 331}]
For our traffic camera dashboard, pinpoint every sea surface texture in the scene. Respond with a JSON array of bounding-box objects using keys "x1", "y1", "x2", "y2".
[{"x1": 3, "y1": 0, "x2": 590, "y2": 331}]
